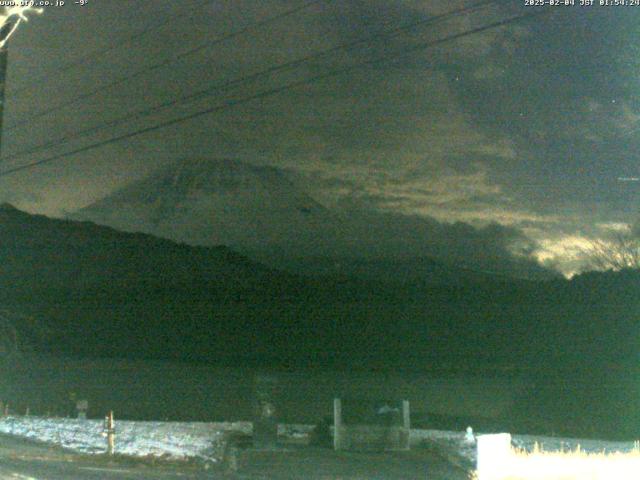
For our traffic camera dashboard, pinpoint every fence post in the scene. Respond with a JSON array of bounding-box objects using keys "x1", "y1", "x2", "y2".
[
  {"x1": 402, "y1": 400, "x2": 410, "y2": 430},
  {"x1": 401, "y1": 400, "x2": 411, "y2": 450},
  {"x1": 103, "y1": 411, "x2": 115, "y2": 455},
  {"x1": 333, "y1": 398, "x2": 342, "y2": 451}
]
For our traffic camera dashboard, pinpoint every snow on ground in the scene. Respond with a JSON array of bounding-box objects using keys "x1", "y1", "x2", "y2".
[
  {"x1": 510, "y1": 433, "x2": 639, "y2": 455},
  {"x1": 411, "y1": 428, "x2": 639, "y2": 468},
  {"x1": 0, "y1": 416, "x2": 251, "y2": 461},
  {"x1": 0, "y1": 415, "x2": 636, "y2": 470}
]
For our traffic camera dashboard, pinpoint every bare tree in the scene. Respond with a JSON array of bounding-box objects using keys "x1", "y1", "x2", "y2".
[{"x1": 584, "y1": 231, "x2": 640, "y2": 271}]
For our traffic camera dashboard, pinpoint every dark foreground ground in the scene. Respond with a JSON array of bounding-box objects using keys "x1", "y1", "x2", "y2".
[
  {"x1": 230, "y1": 447, "x2": 468, "y2": 479},
  {"x1": 0, "y1": 433, "x2": 468, "y2": 479}
]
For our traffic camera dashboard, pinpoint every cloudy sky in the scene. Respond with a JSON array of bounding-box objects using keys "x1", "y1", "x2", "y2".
[{"x1": 0, "y1": 0, "x2": 639, "y2": 276}]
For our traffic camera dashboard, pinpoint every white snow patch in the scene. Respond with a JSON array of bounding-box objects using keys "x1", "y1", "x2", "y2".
[
  {"x1": 0, "y1": 416, "x2": 251, "y2": 461},
  {"x1": 0, "y1": 416, "x2": 636, "y2": 470},
  {"x1": 411, "y1": 428, "x2": 639, "y2": 467}
]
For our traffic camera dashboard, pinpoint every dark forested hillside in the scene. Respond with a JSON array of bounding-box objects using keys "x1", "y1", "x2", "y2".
[{"x1": 1, "y1": 203, "x2": 638, "y2": 372}]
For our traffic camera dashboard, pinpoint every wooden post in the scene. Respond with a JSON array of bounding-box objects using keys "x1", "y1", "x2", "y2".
[
  {"x1": 333, "y1": 398, "x2": 342, "y2": 451},
  {"x1": 104, "y1": 411, "x2": 115, "y2": 455}
]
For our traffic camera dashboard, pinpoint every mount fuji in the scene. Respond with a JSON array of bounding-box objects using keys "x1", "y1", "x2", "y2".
[{"x1": 72, "y1": 158, "x2": 340, "y2": 258}]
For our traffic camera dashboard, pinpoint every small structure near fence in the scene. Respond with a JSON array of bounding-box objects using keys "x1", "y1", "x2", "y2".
[
  {"x1": 333, "y1": 398, "x2": 410, "y2": 451},
  {"x1": 76, "y1": 399, "x2": 88, "y2": 420},
  {"x1": 102, "y1": 411, "x2": 116, "y2": 455}
]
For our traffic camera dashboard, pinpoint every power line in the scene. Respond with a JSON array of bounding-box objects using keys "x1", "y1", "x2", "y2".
[
  {"x1": 9, "y1": 0, "x2": 214, "y2": 99},
  {"x1": 5, "y1": 0, "x2": 328, "y2": 131},
  {"x1": 0, "y1": 9, "x2": 545, "y2": 179},
  {"x1": 5, "y1": 0, "x2": 488, "y2": 134},
  {"x1": 0, "y1": 6, "x2": 534, "y2": 177},
  {"x1": 1, "y1": 0, "x2": 501, "y2": 164}
]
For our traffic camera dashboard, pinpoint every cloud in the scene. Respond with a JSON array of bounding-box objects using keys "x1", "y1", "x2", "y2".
[
  {"x1": 534, "y1": 235, "x2": 594, "y2": 278},
  {"x1": 306, "y1": 205, "x2": 553, "y2": 278},
  {"x1": 526, "y1": 218, "x2": 640, "y2": 277},
  {"x1": 597, "y1": 222, "x2": 631, "y2": 233},
  {"x1": 1, "y1": 0, "x2": 633, "y2": 280}
]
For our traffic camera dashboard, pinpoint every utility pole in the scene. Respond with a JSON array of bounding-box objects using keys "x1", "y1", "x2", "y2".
[
  {"x1": 0, "y1": 47, "x2": 8, "y2": 159},
  {"x1": 0, "y1": 7, "x2": 44, "y2": 160},
  {"x1": 0, "y1": 14, "x2": 15, "y2": 160}
]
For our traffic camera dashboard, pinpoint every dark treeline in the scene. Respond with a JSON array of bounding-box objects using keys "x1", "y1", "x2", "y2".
[{"x1": 1, "y1": 204, "x2": 638, "y2": 369}]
